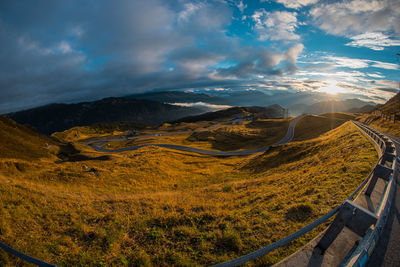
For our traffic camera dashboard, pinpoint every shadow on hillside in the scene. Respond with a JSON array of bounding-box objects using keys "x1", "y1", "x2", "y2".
[{"x1": 56, "y1": 143, "x2": 111, "y2": 163}]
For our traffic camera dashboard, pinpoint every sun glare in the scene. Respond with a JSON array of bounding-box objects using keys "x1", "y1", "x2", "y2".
[{"x1": 318, "y1": 81, "x2": 348, "y2": 95}]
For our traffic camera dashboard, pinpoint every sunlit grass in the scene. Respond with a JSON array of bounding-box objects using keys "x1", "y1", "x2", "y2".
[
  {"x1": 358, "y1": 114, "x2": 400, "y2": 138},
  {"x1": 0, "y1": 117, "x2": 378, "y2": 266}
]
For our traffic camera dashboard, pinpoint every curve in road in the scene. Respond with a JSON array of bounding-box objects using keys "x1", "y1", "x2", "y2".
[{"x1": 88, "y1": 115, "x2": 306, "y2": 156}]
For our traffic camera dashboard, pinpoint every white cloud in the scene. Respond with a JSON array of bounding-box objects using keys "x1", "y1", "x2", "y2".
[
  {"x1": 370, "y1": 61, "x2": 399, "y2": 70},
  {"x1": 252, "y1": 9, "x2": 300, "y2": 41},
  {"x1": 310, "y1": 0, "x2": 400, "y2": 37},
  {"x1": 57, "y1": 41, "x2": 73, "y2": 54},
  {"x1": 367, "y1": 73, "x2": 385, "y2": 78},
  {"x1": 178, "y1": 2, "x2": 204, "y2": 23},
  {"x1": 274, "y1": 0, "x2": 319, "y2": 9},
  {"x1": 323, "y1": 56, "x2": 399, "y2": 70},
  {"x1": 346, "y1": 32, "x2": 400, "y2": 50},
  {"x1": 324, "y1": 56, "x2": 369, "y2": 69},
  {"x1": 237, "y1": 1, "x2": 247, "y2": 13},
  {"x1": 168, "y1": 102, "x2": 232, "y2": 111}
]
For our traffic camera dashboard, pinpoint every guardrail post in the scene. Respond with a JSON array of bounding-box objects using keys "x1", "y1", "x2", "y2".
[
  {"x1": 385, "y1": 143, "x2": 395, "y2": 154},
  {"x1": 382, "y1": 153, "x2": 395, "y2": 165},
  {"x1": 365, "y1": 164, "x2": 393, "y2": 196},
  {"x1": 316, "y1": 201, "x2": 378, "y2": 253}
]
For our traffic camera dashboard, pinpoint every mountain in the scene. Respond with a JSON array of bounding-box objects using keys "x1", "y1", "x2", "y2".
[
  {"x1": 7, "y1": 97, "x2": 204, "y2": 135},
  {"x1": 127, "y1": 90, "x2": 328, "y2": 109},
  {"x1": 125, "y1": 91, "x2": 229, "y2": 105},
  {"x1": 174, "y1": 105, "x2": 286, "y2": 123},
  {"x1": 346, "y1": 104, "x2": 376, "y2": 114},
  {"x1": 378, "y1": 92, "x2": 400, "y2": 115},
  {"x1": 223, "y1": 90, "x2": 273, "y2": 106},
  {"x1": 0, "y1": 116, "x2": 61, "y2": 160},
  {"x1": 289, "y1": 99, "x2": 376, "y2": 116}
]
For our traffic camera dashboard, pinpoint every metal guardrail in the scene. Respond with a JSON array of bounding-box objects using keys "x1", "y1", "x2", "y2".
[
  {"x1": 341, "y1": 122, "x2": 398, "y2": 266},
  {"x1": 213, "y1": 121, "x2": 397, "y2": 267},
  {"x1": 0, "y1": 241, "x2": 58, "y2": 267},
  {"x1": 0, "y1": 121, "x2": 396, "y2": 266}
]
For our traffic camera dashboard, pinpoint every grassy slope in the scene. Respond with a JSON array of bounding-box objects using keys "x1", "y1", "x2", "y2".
[
  {"x1": 0, "y1": 120, "x2": 377, "y2": 266},
  {"x1": 293, "y1": 114, "x2": 355, "y2": 141},
  {"x1": 378, "y1": 92, "x2": 400, "y2": 115},
  {"x1": 358, "y1": 114, "x2": 400, "y2": 138},
  {"x1": 319, "y1": 112, "x2": 357, "y2": 121},
  {"x1": 0, "y1": 116, "x2": 61, "y2": 161},
  {"x1": 53, "y1": 121, "x2": 149, "y2": 142},
  {"x1": 106, "y1": 119, "x2": 290, "y2": 151}
]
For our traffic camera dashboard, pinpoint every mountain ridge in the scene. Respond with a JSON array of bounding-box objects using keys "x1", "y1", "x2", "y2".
[{"x1": 7, "y1": 97, "x2": 204, "y2": 135}]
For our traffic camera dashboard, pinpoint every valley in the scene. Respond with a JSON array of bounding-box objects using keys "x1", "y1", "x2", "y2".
[{"x1": 0, "y1": 112, "x2": 378, "y2": 266}]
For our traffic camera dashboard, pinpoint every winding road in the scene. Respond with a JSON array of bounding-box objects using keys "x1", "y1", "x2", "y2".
[{"x1": 87, "y1": 115, "x2": 306, "y2": 156}]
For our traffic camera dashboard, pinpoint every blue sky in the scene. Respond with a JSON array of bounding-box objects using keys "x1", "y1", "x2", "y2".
[{"x1": 0, "y1": 0, "x2": 399, "y2": 113}]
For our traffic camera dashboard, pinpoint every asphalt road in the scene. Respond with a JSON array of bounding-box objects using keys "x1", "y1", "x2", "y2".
[
  {"x1": 88, "y1": 115, "x2": 306, "y2": 156},
  {"x1": 367, "y1": 133, "x2": 400, "y2": 267}
]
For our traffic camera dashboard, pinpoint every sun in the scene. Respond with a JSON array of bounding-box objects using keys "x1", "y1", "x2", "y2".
[{"x1": 318, "y1": 80, "x2": 348, "y2": 95}]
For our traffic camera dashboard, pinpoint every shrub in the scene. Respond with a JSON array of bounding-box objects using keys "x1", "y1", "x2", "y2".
[
  {"x1": 217, "y1": 228, "x2": 242, "y2": 252},
  {"x1": 285, "y1": 204, "x2": 313, "y2": 222}
]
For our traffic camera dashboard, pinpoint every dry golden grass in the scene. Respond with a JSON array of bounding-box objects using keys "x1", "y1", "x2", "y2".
[
  {"x1": 52, "y1": 121, "x2": 149, "y2": 142},
  {"x1": 293, "y1": 114, "x2": 354, "y2": 141},
  {"x1": 106, "y1": 119, "x2": 290, "y2": 151},
  {"x1": 319, "y1": 112, "x2": 357, "y2": 121},
  {"x1": 0, "y1": 118, "x2": 377, "y2": 266},
  {"x1": 357, "y1": 114, "x2": 400, "y2": 138},
  {"x1": 0, "y1": 116, "x2": 60, "y2": 160}
]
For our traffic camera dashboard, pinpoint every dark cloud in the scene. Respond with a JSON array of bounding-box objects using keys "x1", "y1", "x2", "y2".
[
  {"x1": 214, "y1": 44, "x2": 303, "y2": 78},
  {"x1": 0, "y1": 0, "x2": 305, "y2": 113},
  {"x1": 374, "y1": 87, "x2": 400, "y2": 93}
]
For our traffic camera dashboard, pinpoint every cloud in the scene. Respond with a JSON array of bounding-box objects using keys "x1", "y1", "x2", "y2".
[
  {"x1": 369, "y1": 61, "x2": 399, "y2": 70},
  {"x1": 367, "y1": 73, "x2": 385, "y2": 78},
  {"x1": 214, "y1": 44, "x2": 304, "y2": 78},
  {"x1": 285, "y1": 43, "x2": 304, "y2": 73},
  {"x1": 236, "y1": 1, "x2": 247, "y2": 13},
  {"x1": 310, "y1": 0, "x2": 400, "y2": 37},
  {"x1": 168, "y1": 102, "x2": 232, "y2": 111},
  {"x1": 252, "y1": 9, "x2": 300, "y2": 41},
  {"x1": 373, "y1": 87, "x2": 399, "y2": 93},
  {"x1": 323, "y1": 56, "x2": 399, "y2": 70},
  {"x1": 0, "y1": 0, "x2": 237, "y2": 113},
  {"x1": 273, "y1": 0, "x2": 319, "y2": 9},
  {"x1": 324, "y1": 56, "x2": 369, "y2": 69},
  {"x1": 346, "y1": 32, "x2": 400, "y2": 50}
]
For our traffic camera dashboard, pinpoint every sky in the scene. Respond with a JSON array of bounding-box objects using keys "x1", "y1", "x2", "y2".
[{"x1": 0, "y1": 0, "x2": 399, "y2": 113}]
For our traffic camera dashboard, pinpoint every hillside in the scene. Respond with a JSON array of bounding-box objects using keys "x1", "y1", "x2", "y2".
[
  {"x1": 378, "y1": 92, "x2": 400, "y2": 115},
  {"x1": 0, "y1": 116, "x2": 60, "y2": 160},
  {"x1": 7, "y1": 97, "x2": 204, "y2": 135},
  {"x1": 174, "y1": 105, "x2": 285, "y2": 123},
  {"x1": 53, "y1": 121, "x2": 149, "y2": 142},
  {"x1": 105, "y1": 118, "x2": 291, "y2": 152},
  {"x1": 0, "y1": 117, "x2": 377, "y2": 266},
  {"x1": 293, "y1": 113, "x2": 356, "y2": 141},
  {"x1": 346, "y1": 104, "x2": 375, "y2": 114},
  {"x1": 126, "y1": 91, "x2": 229, "y2": 105},
  {"x1": 357, "y1": 92, "x2": 400, "y2": 138}
]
